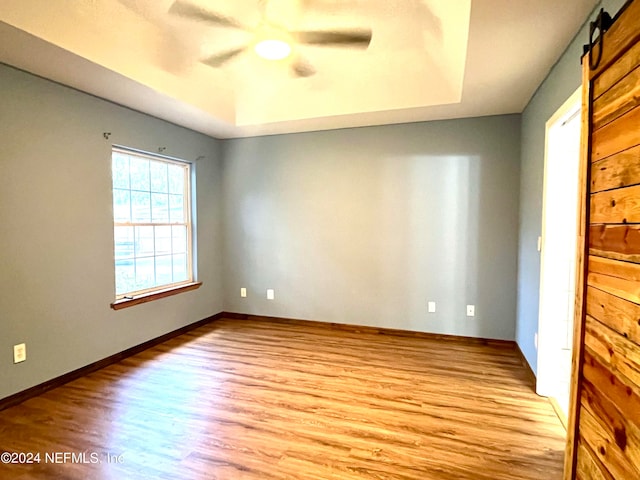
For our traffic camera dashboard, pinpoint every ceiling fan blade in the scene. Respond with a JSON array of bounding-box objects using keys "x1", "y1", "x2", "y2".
[
  {"x1": 291, "y1": 57, "x2": 316, "y2": 78},
  {"x1": 293, "y1": 29, "x2": 372, "y2": 48},
  {"x1": 201, "y1": 46, "x2": 247, "y2": 68},
  {"x1": 169, "y1": 0, "x2": 247, "y2": 30}
]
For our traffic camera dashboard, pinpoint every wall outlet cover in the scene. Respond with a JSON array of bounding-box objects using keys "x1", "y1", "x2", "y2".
[
  {"x1": 240, "y1": 287, "x2": 247, "y2": 298},
  {"x1": 267, "y1": 289, "x2": 275, "y2": 300},
  {"x1": 428, "y1": 301, "x2": 436, "y2": 313},
  {"x1": 466, "y1": 305, "x2": 475, "y2": 317},
  {"x1": 13, "y1": 343, "x2": 26, "y2": 363}
]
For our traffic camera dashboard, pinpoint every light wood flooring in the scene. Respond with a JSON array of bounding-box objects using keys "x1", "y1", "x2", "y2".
[{"x1": 0, "y1": 317, "x2": 566, "y2": 479}]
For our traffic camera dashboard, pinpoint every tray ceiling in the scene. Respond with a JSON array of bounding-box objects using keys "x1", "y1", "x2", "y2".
[{"x1": 0, "y1": 0, "x2": 598, "y2": 138}]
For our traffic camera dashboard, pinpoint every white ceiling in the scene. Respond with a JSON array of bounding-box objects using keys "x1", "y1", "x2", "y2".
[{"x1": 0, "y1": 0, "x2": 597, "y2": 138}]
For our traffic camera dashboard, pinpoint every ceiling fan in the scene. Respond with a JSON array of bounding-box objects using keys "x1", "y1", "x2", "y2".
[{"x1": 168, "y1": 0, "x2": 372, "y2": 77}]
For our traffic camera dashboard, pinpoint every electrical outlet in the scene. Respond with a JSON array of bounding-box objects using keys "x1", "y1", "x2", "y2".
[
  {"x1": 13, "y1": 343, "x2": 26, "y2": 364},
  {"x1": 428, "y1": 301, "x2": 436, "y2": 313},
  {"x1": 266, "y1": 289, "x2": 275, "y2": 300},
  {"x1": 240, "y1": 287, "x2": 247, "y2": 298},
  {"x1": 466, "y1": 305, "x2": 475, "y2": 317}
]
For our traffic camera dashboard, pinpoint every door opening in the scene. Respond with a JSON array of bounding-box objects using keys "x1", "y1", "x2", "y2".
[{"x1": 536, "y1": 86, "x2": 582, "y2": 424}]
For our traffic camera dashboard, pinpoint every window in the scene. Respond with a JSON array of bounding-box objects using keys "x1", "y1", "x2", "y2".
[{"x1": 111, "y1": 147, "x2": 196, "y2": 304}]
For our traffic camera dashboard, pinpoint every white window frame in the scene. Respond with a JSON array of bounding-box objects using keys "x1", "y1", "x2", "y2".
[{"x1": 111, "y1": 146, "x2": 195, "y2": 303}]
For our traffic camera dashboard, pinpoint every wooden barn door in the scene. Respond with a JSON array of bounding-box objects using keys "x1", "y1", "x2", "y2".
[{"x1": 565, "y1": 1, "x2": 640, "y2": 479}]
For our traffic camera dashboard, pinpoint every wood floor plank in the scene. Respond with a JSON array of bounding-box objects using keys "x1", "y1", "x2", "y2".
[{"x1": 0, "y1": 318, "x2": 565, "y2": 479}]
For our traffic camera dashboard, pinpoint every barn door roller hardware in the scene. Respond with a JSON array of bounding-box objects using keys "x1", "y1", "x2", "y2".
[{"x1": 583, "y1": 8, "x2": 613, "y2": 70}]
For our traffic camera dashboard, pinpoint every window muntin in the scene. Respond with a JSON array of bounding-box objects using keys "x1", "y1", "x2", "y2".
[{"x1": 111, "y1": 148, "x2": 193, "y2": 298}]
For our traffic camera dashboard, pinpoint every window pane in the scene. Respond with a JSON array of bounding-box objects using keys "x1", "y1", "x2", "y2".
[
  {"x1": 169, "y1": 194, "x2": 184, "y2": 223},
  {"x1": 115, "y1": 259, "x2": 135, "y2": 295},
  {"x1": 112, "y1": 153, "x2": 130, "y2": 189},
  {"x1": 172, "y1": 226, "x2": 187, "y2": 254},
  {"x1": 131, "y1": 191, "x2": 151, "y2": 222},
  {"x1": 114, "y1": 226, "x2": 134, "y2": 259},
  {"x1": 135, "y1": 226, "x2": 154, "y2": 258},
  {"x1": 168, "y1": 164, "x2": 184, "y2": 194},
  {"x1": 113, "y1": 189, "x2": 131, "y2": 223},
  {"x1": 173, "y1": 253, "x2": 187, "y2": 283},
  {"x1": 151, "y1": 193, "x2": 169, "y2": 223},
  {"x1": 156, "y1": 255, "x2": 172, "y2": 285},
  {"x1": 150, "y1": 161, "x2": 168, "y2": 193},
  {"x1": 135, "y1": 257, "x2": 155, "y2": 291},
  {"x1": 111, "y1": 148, "x2": 192, "y2": 297},
  {"x1": 130, "y1": 156, "x2": 150, "y2": 191},
  {"x1": 155, "y1": 226, "x2": 171, "y2": 256}
]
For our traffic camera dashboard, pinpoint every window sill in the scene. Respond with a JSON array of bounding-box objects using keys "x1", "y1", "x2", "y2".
[{"x1": 110, "y1": 282, "x2": 202, "y2": 310}]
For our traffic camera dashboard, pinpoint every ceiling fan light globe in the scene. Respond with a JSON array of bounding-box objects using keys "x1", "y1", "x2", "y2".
[{"x1": 254, "y1": 39, "x2": 292, "y2": 60}]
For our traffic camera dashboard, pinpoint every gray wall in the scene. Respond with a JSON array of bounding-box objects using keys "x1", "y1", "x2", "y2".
[
  {"x1": 0, "y1": 64, "x2": 224, "y2": 400},
  {"x1": 516, "y1": 0, "x2": 627, "y2": 374},
  {"x1": 222, "y1": 115, "x2": 521, "y2": 340}
]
